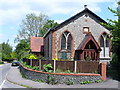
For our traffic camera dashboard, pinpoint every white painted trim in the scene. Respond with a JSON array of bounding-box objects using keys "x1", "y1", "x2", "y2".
[{"x1": 0, "y1": 80, "x2": 6, "y2": 89}]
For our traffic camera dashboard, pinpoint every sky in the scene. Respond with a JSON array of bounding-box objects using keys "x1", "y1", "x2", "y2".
[{"x1": 0, "y1": 0, "x2": 119, "y2": 50}]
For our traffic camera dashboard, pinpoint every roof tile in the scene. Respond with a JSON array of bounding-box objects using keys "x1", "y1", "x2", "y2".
[{"x1": 30, "y1": 37, "x2": 43, "y2": 52}]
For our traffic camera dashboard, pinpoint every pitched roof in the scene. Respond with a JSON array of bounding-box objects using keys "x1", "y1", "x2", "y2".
[
  {"x1": 44, "y1": 7, "x2": 107, "y2": 38},
  {"x1": 30, "y1": 37, "x2": 43, "y2": 52},
  {"x1": 76, "y1": 33, "x2": 101, "y2": 51}
]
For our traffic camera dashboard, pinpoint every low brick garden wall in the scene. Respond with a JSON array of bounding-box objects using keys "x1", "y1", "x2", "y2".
[{"x1": 19, "y1": 65, "x2": 103, "y2": 85}]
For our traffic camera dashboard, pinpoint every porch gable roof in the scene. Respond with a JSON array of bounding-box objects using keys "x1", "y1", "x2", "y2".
[{"x1": 76, "y1": 33, "x2": 101, "y2": 51}]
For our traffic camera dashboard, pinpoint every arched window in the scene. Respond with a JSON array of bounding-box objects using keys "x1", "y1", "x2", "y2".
[
  {"x1": 99, "y1": 32, "x2": 110, "y2": 58},
  {"x1": 67, "y1": 34, "x2": 72, "y2": 50},
  {"x1": 61, "y1": 35, "x2": 66, "y2": 50},
  {"x1": 106, "y1": 35, "x2": 109, "y2": 47},
  {"x1": 100, "y1": 36, "x2": 104, "y2": 47},
  {"x1": 61, "y1": 31, "x2": 72, "y2": 50}
]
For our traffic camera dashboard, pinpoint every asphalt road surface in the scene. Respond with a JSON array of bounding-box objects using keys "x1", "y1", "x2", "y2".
[{"x1": 0, "y1": 63, "x2": 25, "y2": 89}]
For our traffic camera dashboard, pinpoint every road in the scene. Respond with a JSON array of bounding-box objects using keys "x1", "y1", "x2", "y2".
[{"x1": 0, "y1": 63, "x2": 25, "y2": 89}]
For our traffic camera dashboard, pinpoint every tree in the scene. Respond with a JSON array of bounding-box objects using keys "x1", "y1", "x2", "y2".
[
  {"x1": 15, "y1": 40, "x2": 30, "y2": 60},
  {"x1": 15, "y1": 13, "x2": 48, "y2": 42},
  {"x1": 40, "y1": 20, "x2": 58, "y2": 37},
  {"x1": 15, "y1": 13, "x2": 58, "y2": 42},
  {"x1": 102, "y1": 2, "x2": 120, "y2": 80},
  {"x1": 0, "y1": 41, "x2": 13, "y2": 61}
]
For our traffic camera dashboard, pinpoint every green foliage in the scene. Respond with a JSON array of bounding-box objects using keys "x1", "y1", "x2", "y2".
[
  {"x1": 111, "y1": 53, "x2": 119, "y2": 68},
  {"x1": 66, "y1": 79, "x2": 74, "y2": 85},
  {"x1": 32, "y1": 79, "x2": 44, "y2": 83},
  {"x1": 0, "y1": 61, "x2": 4, "y2": 64},
  {"x1": 15, "y1": 13, "x2": 48, "y2": 42},
  {"x1": 0, "y1": 42, "x2": 13, "y2": 60},
  {"x1": 15, "y1": 40, "x2": 30, "y2": 60},
  {"x1": 21, "y1": 61, "x2": 27, "y2": 67},
  {"x1": 32, "y1": 66, "x2": 40, "y2": 71},
  {"x1": 65, "y1": 69, "x2": 71, "y2": 73},
  {"x1": 95, "y1": 80, "x2": 102, "y2": 83},
  {"x1": 21, "y1": 60, "x2": 40, "y2": 71},
  {"x1": 101, "y1": 3, "x2": 120, "y2": 80},
  {"x1": 101, "y1": 6, "x2": 120, "y2": 46},
  {"x1": 23, "y1": 53, "x2": 37, "y2": 59},
  {"x1": 80, "y1": 80, "x2": 92, "y2": 84},
  {"x1": 40, "y1": 20, "x2": 58, "y2": 37},
  {"x1": 26, "y1": 65, "x2": 33, "y2": 69},
  {"x1": 43, "y1": 64, "x2": 53, "y2": 73},
  {"x1": 0, "y1": 53, "x2": 2, "y2": 61},
  {"x1": 37, "y1": 55, "x2": 45, "y2": 60},
  {"x1": 47, "y1": 75, "x2": 58, "y2": 85},
  {"x1": 29, "y1": 55, "x2": 37, "y2": 59},
  {"x1": 10, "y1": 52, "x2": 16, "y2": 59},
  {"x1": 118, "y1": 1, "x2": 120, "y2": 5}
]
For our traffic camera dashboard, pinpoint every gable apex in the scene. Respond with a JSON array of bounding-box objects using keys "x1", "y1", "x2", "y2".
[{"x1": 44, "y1": 7, "x2": 107, "y2": 38}]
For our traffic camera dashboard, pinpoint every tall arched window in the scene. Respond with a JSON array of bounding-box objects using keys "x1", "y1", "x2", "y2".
[
  {"x1": 61, "y1": 31, "x2": 72, "y2": 50},
  {"x1": 100, "y1": 32, "x2": 110, "y2": 58},
  {"x1": 100, "y1": 36, "x2": 104, "y2": 47},
  {"x1": 61, "y1": 35, "x2": 66, "y2": 50}
]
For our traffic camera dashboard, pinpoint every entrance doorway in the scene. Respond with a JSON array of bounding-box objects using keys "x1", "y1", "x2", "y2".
[{"x1": 75, "y1": 33, "x2": 101, "y2": 61}]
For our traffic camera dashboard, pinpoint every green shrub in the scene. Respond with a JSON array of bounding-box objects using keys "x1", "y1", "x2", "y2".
[
  {"x1": 65, "y1": 69, "x2": 71, "y2": 73},
  {"x1": 47, "y1": 75, "x2": 57, "y2": 85},
  {"x1": 38, "y1": 55, "x2": 45, "y2": 60},
  {"x1": 95, "y1": 80, "x2": 102, "y2": 83},
  {"x1": 26, "y1": 65, "x2": 33, "y2": 69},
  {"x1": 32, "y1": 79, "x2": 44, "y2": 83},
  {"x1": 66, "y1": 79, "x2": 74, "y2": 85},
  {"x1": 43, "y1": 64, "x2": 53, "y2": 73},
  {"x1": 23, "y1": 54, "x2": 37, "y2": 59},
  {"x1": 32, "y1": 66, "x2": 40, "y2": 71},
  {"x1": 0, "y1": 61, "x2": 4, "y2": 64},
  {"x1": 80, "y1": 80, "x2": 92, "y2": 84}
]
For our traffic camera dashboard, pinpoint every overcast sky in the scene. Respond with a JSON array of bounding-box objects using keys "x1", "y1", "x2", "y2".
[{"x1": 0, "y1": 0, "x2": 118, "y2": 49}]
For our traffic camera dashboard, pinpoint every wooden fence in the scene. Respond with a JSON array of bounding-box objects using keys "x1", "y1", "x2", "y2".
[{"x1": 22, "y1": 59, "x2": 99, "y2": 73}]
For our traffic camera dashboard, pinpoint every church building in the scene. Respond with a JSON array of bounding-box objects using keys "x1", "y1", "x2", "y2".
[
  {"x1": 30, "y1": 5, "x2": 111, "y2": 62},
  {"x1": 43, "y1": 5, "x2": 111, "y2": 61}
]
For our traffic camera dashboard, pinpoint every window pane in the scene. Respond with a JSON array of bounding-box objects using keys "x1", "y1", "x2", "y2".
[
  {"x1": 67, "y1": 34, "x2": 72, "y2": 50},
  {"x1": 100, "y1": 36, "x2": 104, "y2": 47},
  {"x1": 106, "y1": 36, "x2": 109, "y2": 47},
  {"x1": 61, "y1": 52, "x2": 67, "y2": 59},
  {"x1": 61, "y1": 35, "x2": 66, "y2": 49},
  {"x1": 103, "y1": 33, "x2": 106, "y2": 37},
  {"x1": 64, "y1": 31, "x2": 69, "y2": 36},
  {"x1": 85, "y1": 40, "x2": 96, "y2": 49}
]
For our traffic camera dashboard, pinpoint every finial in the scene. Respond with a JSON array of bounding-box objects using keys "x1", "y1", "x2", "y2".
[{"x1": 84, "y1": 5, "x2": 87, "y2": 9}]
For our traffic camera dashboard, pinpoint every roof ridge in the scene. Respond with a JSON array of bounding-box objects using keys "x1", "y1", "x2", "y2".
[{"x1": 44, "y1": 7, "x2": 107, "y2": 38}]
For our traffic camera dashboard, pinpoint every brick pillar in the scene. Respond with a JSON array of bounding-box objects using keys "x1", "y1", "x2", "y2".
[
  {"x1": 52, "y1": 31, "x2": 57, "y2": 59},
  {"x1": 100, "y1": 62, "x2": 106, "y2": 80}
]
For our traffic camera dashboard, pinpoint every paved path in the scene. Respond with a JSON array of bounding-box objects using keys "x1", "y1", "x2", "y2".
[
  {"x1": 0, "y1": 64, "x2": 25, "y2": 89},
  {"x1": 6, "y1": 66, "x2": 119, "y2": 89}
]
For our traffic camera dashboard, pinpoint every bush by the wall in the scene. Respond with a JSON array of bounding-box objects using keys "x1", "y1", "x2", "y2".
[
  {"x1": 23, "y1": 54, "x2": 37, "y2": 59},
  {"x1": 43, "y1": 64, "x2": 53, "y2": 73}
]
